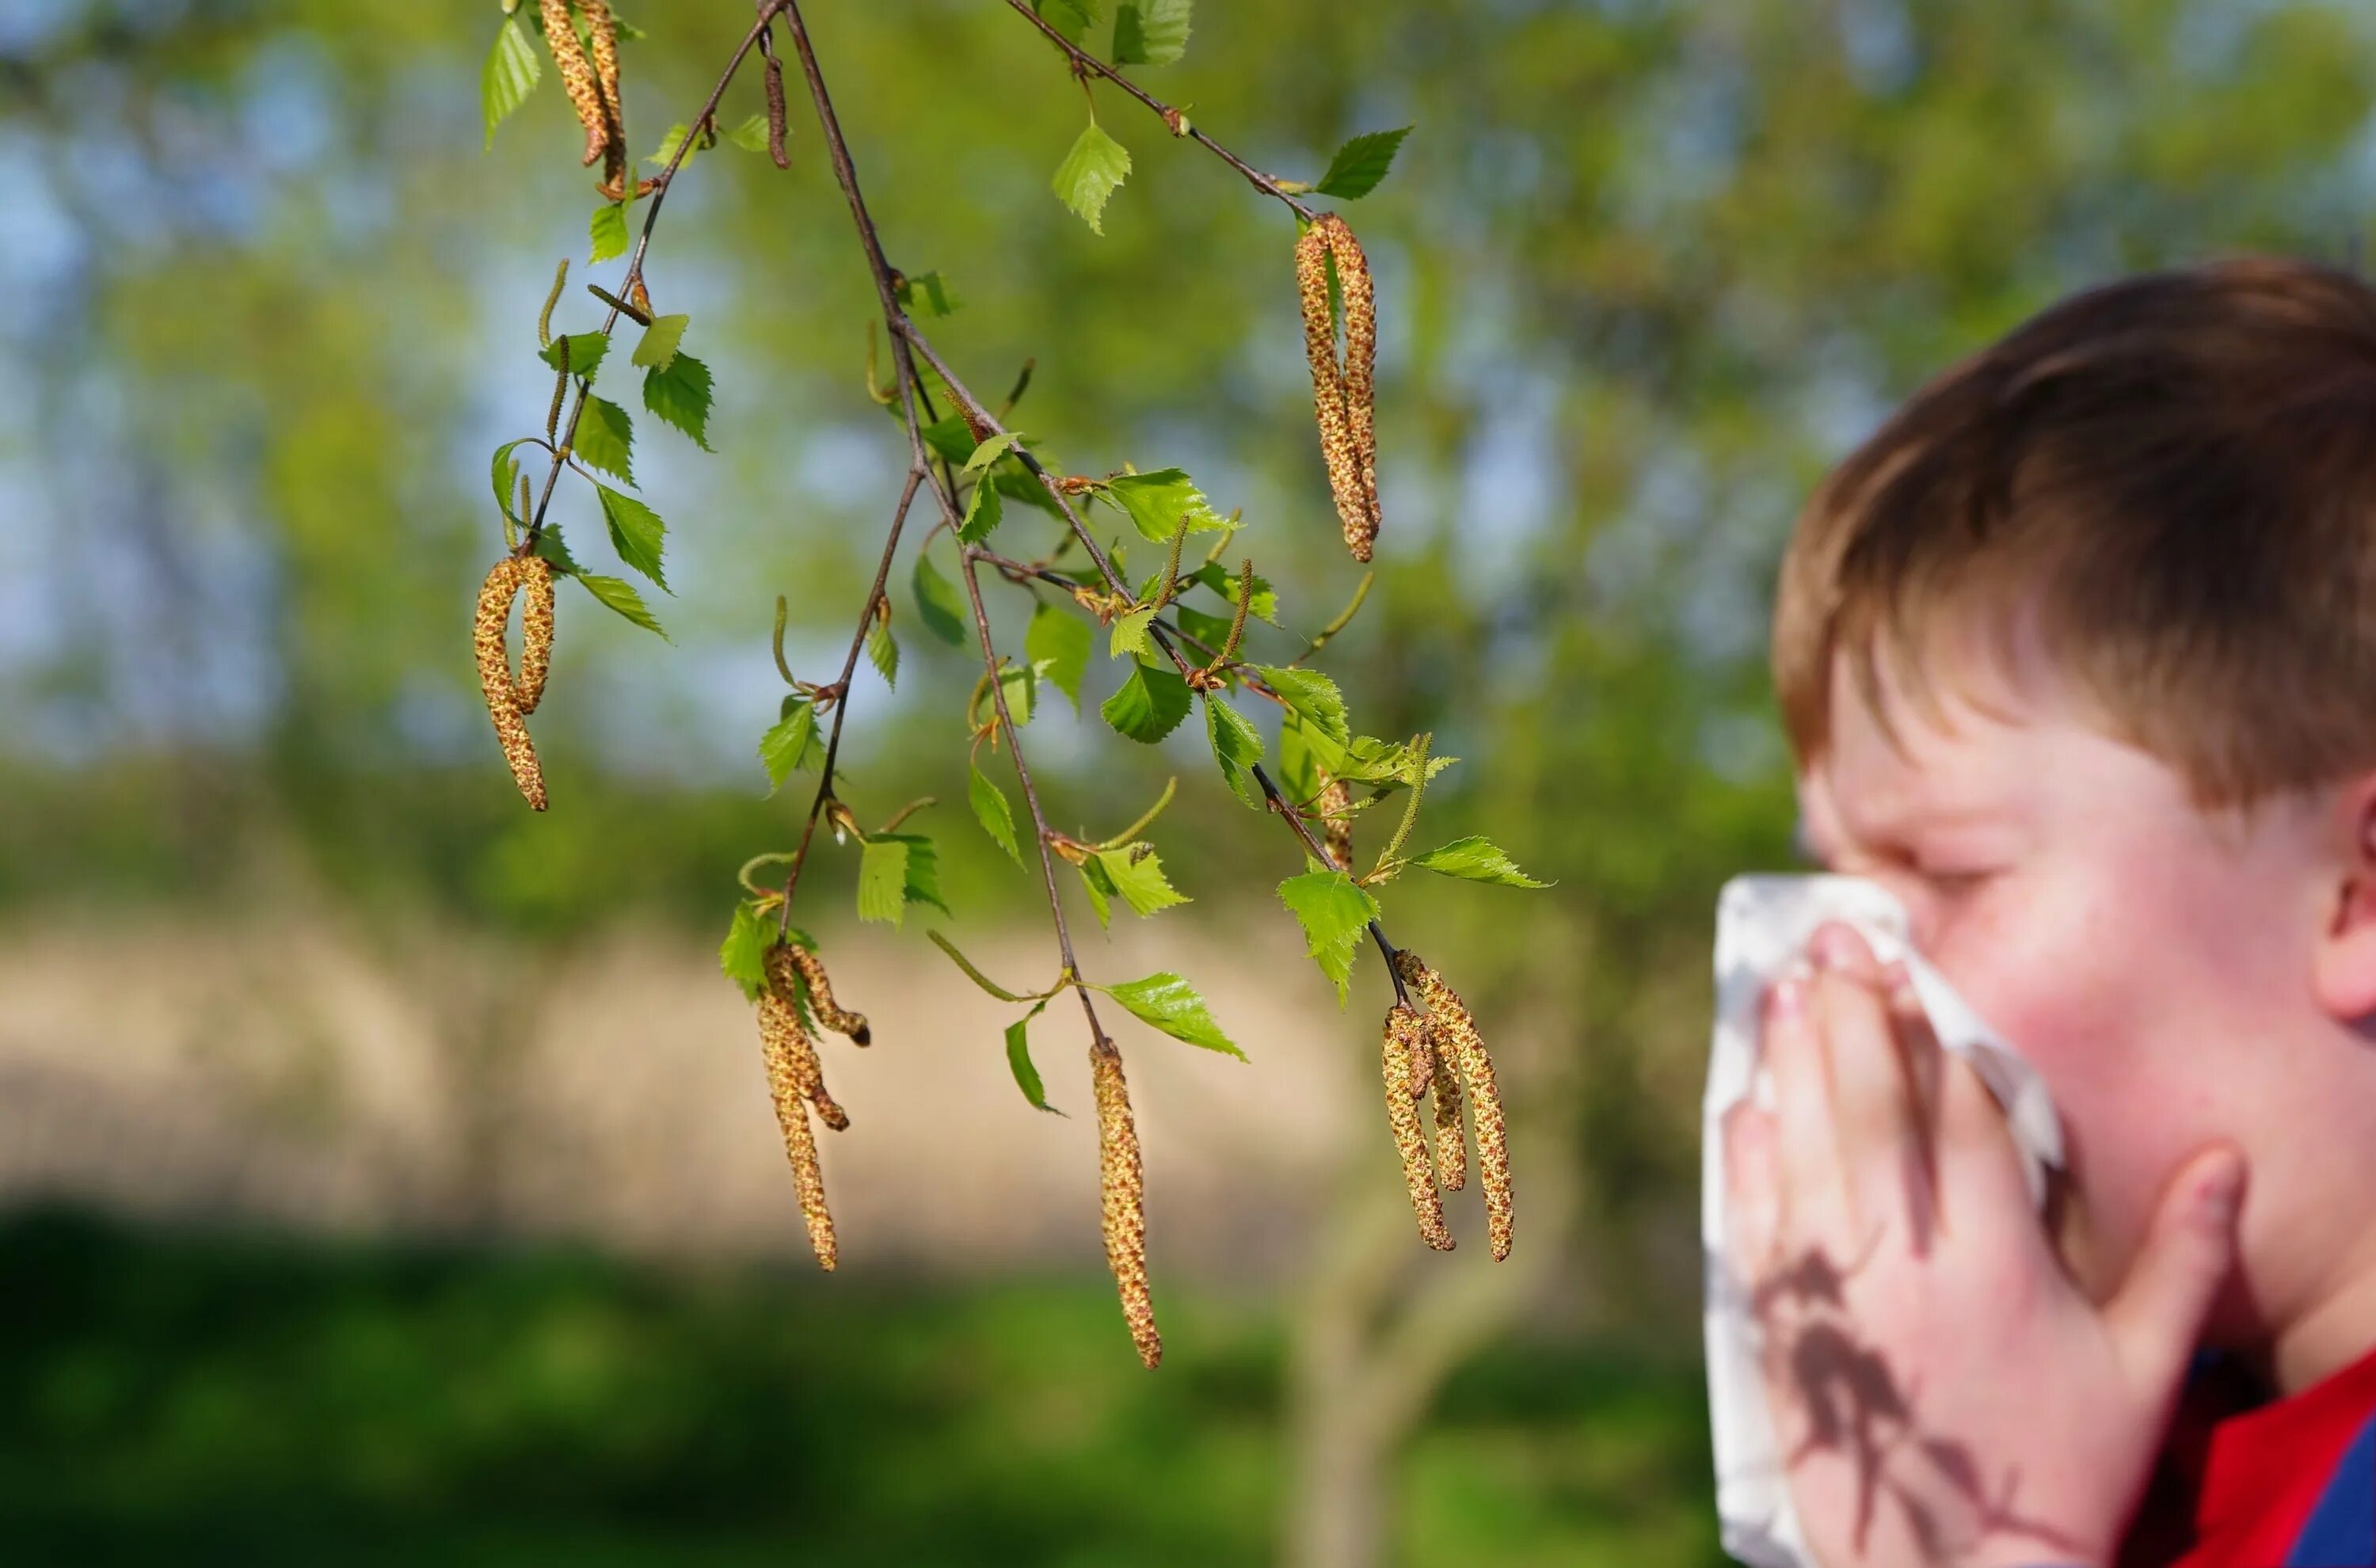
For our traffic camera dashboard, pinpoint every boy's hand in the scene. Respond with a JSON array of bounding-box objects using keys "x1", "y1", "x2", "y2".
[{"x1": 1721, "y1": 922, "x2": 2247, "y2": 1568}]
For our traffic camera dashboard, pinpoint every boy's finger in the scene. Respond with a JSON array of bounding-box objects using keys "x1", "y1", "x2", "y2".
[
  {"x1": 2104, "y1": 1144, "x2": 2248, "y2": 1397},
  {"x1": 1809, "y1": 965, "x2": 1936, "y2": 1250},
  {"x1": 1723, "y1": 1102, "x2": 1780, "y2": 1269},
  {"x1": 1763, "y1": 974, "x2": 1852, "y2": 1242},
  {"x1": 1932, "y1": 1050, "x2": 2036, "y2": 1234}
]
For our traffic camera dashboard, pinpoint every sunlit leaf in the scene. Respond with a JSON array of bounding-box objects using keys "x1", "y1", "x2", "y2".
[
  {"x1": 1253, "y1": 665, "x2": 1348, "y2": 747},
  {"x1": 1205, "y1": 696, "x2": 1265, "y2": 809},
  {"x1": 1101, "y1": 658, "x2": 1190, "y2": 743},
  {"x1": 589, "y1": 201, "x2": 630, "y2": 263},
  {"x1": 1104, "y1": 468, "x2": 1226, "y2": 542},
  {"x1": 1409, "y1": 835, "x2": 1551, "y2": 888},
  {"x1": 482, "y1": 18, "x2": 543, "y2": 149},
  {"x1": 643, "y1": 352, "x2": 713, "y2": 451},
  {"x1": 719, "y1": 900, "x2": 773, "y2": 1001},
  {"x1": 575, "y1": 573, "x2": 667, "y2": 637},
  {"x1": 595, "y1": 482, "x2": 666, "y2": 589},
  {"x1": 1099, "y1": 972, "x2": 1243, "y2": 1059},
  {"x1": 1005, "y1": 1002, "x2": 1060, "y2": 1113},
  {"x1": 969, "y1": 763, "x2": 1025, "y2": 866},
  {"x1": 1277, "y1": 868, "x2": 1380, "y2": 1006},
  {"x1": 539, "y1": 332, "x2": 609, "y2": 381},
  {"x1": 1053, "y1": 121, "x2": 1131, "y2": 235},
  {"x1": 632, "y1": 313, "x2": 689, "y2": 371},
  {"x1": 1095, "y1": 844, "x2": 1189, "y2": 916},
  {"x1": 1315, "y1": 126, "x2": 1413, "y2": 200},
  {"x1": 1112, "y1": 0, "x2": 1190, "y2": 65},
  {"x1": 573, "y1": 397, "x2": 636, "y2": 484},
  {"x1": 913, "y1": 553, "x2": 969, "y2": 646},
  {"x1": 759, "y1": 700, "x2": 817, "y2": 794},
  {"x1": 1028, "y1": 603, "x2": 1091, "y2": 711}
]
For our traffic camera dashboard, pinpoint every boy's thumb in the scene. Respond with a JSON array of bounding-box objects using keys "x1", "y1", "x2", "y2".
[{"x1": 2104, "y1": 1144, "x2": 2248, "y2": 1393}]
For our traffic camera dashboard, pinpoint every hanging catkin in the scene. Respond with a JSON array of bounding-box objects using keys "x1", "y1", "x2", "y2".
[
  {"x1": 1293, "y1": 214, "x2": 1381, "y2": 562},
  {"x1": 1317, "y1": 773, "x2": 1354, "y2": 871},
  {"x1": 577, "y1": 0, "x2": 628, "y2": 199},
  {"x1": 1383, "y1": 1005, "x2": 1454, "y2": 1251},
  {"x1": 782, "y1": 942, "x2": 871, "y2": 1045},
  {"x1": 1093, "y1": 1042, "x2": 1163, "y2": 1369},
  {"x1": 513, "y1": 554, "x2": 555, "y2": 714},
  {"x1": 541, "y1": 0, "x2": 607, "y2": 169},
  {"x1": 1396, "y1": 952, "x2": 1514, "y2": 1262},
  {"x1": 474, "y1": 555, "x2": 550, "y2": 812},
  {"x1": 757, "y1": 978, "x2": 837, "y2": 1268},
  {"x1": 763, "y1": 946, "x2": 849, "y2": 1128}
]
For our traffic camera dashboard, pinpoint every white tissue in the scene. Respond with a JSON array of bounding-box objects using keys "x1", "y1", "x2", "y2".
[{"x1": 1701, "y1": 874, "x2": 2066, "y2": 1568}]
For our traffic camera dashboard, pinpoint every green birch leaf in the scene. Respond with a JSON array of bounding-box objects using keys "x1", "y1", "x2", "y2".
[
  {"x1": 1176, "y1": 603, "x2": 1235, "y2": 650},
  {"x1": 589, "y1": 201, "x2": 630, "y2": 263},
  {"x1": 1314, "y1": 126, "x2": 1414, "y2": 200},
  {"x1": 1254, "y1": 665, "x2": 1349, "y2": 747},
  {"x1": 1205, "y1": 696, "x2": 1266, "y2": 809},
  {"x1": 994, "y1": 464, "x2": 1064, "y2": 516},
  {"x1": 1104, "y1": 469, "x2": 1226, "y2": 542},
  {"x1": 1077, "y1": 855, "x2": 1115, "y2": 929},
  {"x1": 646, "y1": 120, "x2": 707, "y2": 171},
  {"x1": 958, "y1": 471, "x2": 1003, "y2": 544},
  {"x1": 575, "y1": 573, "x2": 668, "y2": 637},
  {"x1": 643, "y1": 352, "x2": 714, "y2": 451},
  {"x1": 1095, "y1": 845, "x2": 1189, "y2": 916},
  {"x1": 878, "y1": 832, "x2": 952, "y2": 916},
  {"x1": 595, "y1": 482, "x2": 667, "y2": 589},
  {"x1": 969, "y1": 763, "x2": 1025, "y2": 866},
  {"x1": 1187, "y1": 561, "x2": 1277, "y2": 623},
  {"x1": 719, "y1": 900, "x2": 773, "y2": 1002},
  {"x1": 491, "y1": 438, "x2": 533, "y2": 531},
  {"x1": 1409, "y1": 835, "x2": 1552, "y2": 888},
  {"x1": 962, "y1": 430, "x2": 1024, "y2": 473},
  {"x1": 1028, "y1": 603, "x2": 1091, "y2": 711},
  {"x1": 867, "y1": 622, "x2": 900, "y2": 689},
  {"x1": 857, "y1": 838, "x2": 911, "y2": 927},
  {"x1": 482, "y1": 17, "x2": 543, "y2": 149},
  {"x1": 998, "y1": 660, "x2": 1037, "y2": 727},
  {"x1": 1277, "y1": 712, "x2": 1321, "y2": 801},
  {"x1": 631, "y1": 313, "x2": 690, "y2": 371},
  {"x1": 573, "y1": 397, "x2": 636, "y2": 484},
  {"x1": 759, "y1": 699, "x2": 817, "y2": 794},
  {"x1": 1109, "y1": 604, "x2": 1157, "y2": 658},
  {"x1": 726, "y1": 113, "x2": 772, "y2": 152},
  {"x1": 539, "y1": 332, "x2": 609, "y2": 381},
  {"x1": 1004, "y1": 1001, "x2": 1060, "y2": 1113},
  {"x1": 1053, "y1": 121, "x2": 1131, "y2": 235},
  {"x1": 1112, "y1": 0, "x2": 1191, "y2": 65},
  {"x1": 1102, "y1": 658, "x2": 1190, "y2": 743},
  {"x1": 531, "y1": 527, "x2": 584, "y2": 576},
  {"x1": 1034, "y1": 0, "x2": 1101, "y2": 43},
  {"x1": 1277, "y1": 868, "x2": 1380, "y2": 1006},
  {"x1": 1099, "y1": 972, "x2": 1244, "y2": 1059},
  {"x1": 913, "y1": 553, "x2": 969, "y2": 647},
  {"x1": 920, "y1": 416, "x2": 977, "y2": 466}
]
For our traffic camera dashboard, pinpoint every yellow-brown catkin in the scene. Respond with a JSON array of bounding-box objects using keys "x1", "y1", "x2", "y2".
[
  {"x1": 1317, "y1": 773, "x2": 1354, "y2": 872},
  {"x1": 1295, "y1": 221, "x2": 1367, "y2": 562},
  {"x1": 1429, "y1": 1028, "x2": 1467, "y2": 1192},
  {"x1": 763, "y1": 947, "x2": 849, "y2": 1129},
  {"x1": 1323, "y1": 216, "x2": 1380, "y2": 561},
  {"x1": 541, "y1": 0, "x2": 605, "y2": 169},
  {"x1": 1397, "y1": 951, "x2": 1513, "y2": 1262},
  {"x1": 1384, "y1": 1005, "x2": 1455, "y2": 1251},
  {"x1": 513, "y1": 554, "x2": 555, "y2": 715},
  {"x1": 474, "y1": 557, "x2": 547, "y2": 812},
  {"x1": 1093, "y1": 1043, "x2": 1163, "y2": 1369},
  {"x1": 763, "y1": 51, "x2": 790, "y2": 169},
  {"x1": 577, "y1": 0, "x2": 628, "y2": 198},
  {"x1": 757, "y1": 993, "x2": 837, "y2": 1269},
  {"x1": 782, "y1": 942, "x2": 871, "y2": 1045}
]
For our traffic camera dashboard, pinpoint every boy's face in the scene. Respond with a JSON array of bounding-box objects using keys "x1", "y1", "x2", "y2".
[{"x1": 1795, "y1": 630, "x2": 2344, "y2": 1326}]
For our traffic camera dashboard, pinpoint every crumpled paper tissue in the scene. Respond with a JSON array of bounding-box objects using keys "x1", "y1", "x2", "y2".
[{"x1": 1702, "y1": 873, "x2": 2067, "y2": 1568}]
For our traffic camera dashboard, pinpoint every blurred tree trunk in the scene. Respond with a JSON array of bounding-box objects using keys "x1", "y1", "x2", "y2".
[{"x1": 1282, "y1": 1091, "x2": 1575, "y2": 1568}]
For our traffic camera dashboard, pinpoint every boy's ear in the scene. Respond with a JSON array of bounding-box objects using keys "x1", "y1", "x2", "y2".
[{"x1": 2312, "y1": 776, "x2": 2376, "y2": 1022}]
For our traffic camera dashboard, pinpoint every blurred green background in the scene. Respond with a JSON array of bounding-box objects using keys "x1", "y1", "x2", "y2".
[{"x1": 3, "y1": 0, "x2": 2372, "y2": 1562}]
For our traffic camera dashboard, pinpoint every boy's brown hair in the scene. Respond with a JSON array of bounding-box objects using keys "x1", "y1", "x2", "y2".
[{"x1": 1772, "y1": 257, "x2": 2376, "y2": 812}]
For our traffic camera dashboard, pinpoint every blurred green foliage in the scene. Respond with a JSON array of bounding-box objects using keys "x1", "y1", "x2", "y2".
[{"x1": 0, "y1": 1210, "x2": 1719, "y2": 1566}]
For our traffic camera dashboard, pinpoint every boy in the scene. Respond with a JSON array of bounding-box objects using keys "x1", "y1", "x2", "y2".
[{"x1": 1723, "y1": 257, "x2": 2376, "y2": 1568}]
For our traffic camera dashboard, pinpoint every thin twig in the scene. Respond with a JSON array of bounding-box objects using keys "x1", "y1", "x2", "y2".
[
  {"x1": 1000, "y1": 0, "x2": 1318, "y2": 223},
  {"x1": 524, "y1": 2, "x2": 786, "y2": 552},
  {"x1": 776, "y1": 466, "x2": 927, "y2": 928}
]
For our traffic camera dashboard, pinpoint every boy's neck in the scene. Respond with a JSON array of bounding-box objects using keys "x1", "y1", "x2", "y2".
[{"x1": 2253, "y1": 1246, "x2": 2376, "y2": 1396}]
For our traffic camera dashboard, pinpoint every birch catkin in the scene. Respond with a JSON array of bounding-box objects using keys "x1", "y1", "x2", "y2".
[
  {"x1": 782, "y1": 942, "x2": 871, "y2": 1045},
  {"x1": 763, "y1": 946, "x2": 850, "y2": 1128},
  {"x1": 758, "y1": 985, "x2": 837, "y2": 1269},
  {"x1": 576, "y1": 0, "x2": 628, "y2": 199},
  {"x1": 541, "y1": 0, "x2": 606, "y2": 169},
  {"x1": 1317, "y1": 773, "x2": 1354, "y2": 872},
  {"x1": 1430, "y1": 1032, "x2": 1467, "y2": 1192},
  {"x1": 513, "y1": 554, "x2": 555, "y2": 715},
  {"x1": 1396, "y1": 951, "x2": 1514, "y2": 1262},
  {"x1": 1093, "y1": 1043, "x2": 1163, "y2": 1369},
  {"x1": 1383, "y1": 1005, "x2": 1455, "y2": 1251},
  {"x1": 474, "y1": 555, "x2": 549, "y2": 812},
  {"x1": 1293, "y1": 214, "x2": 1382, "y2": 562}
]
